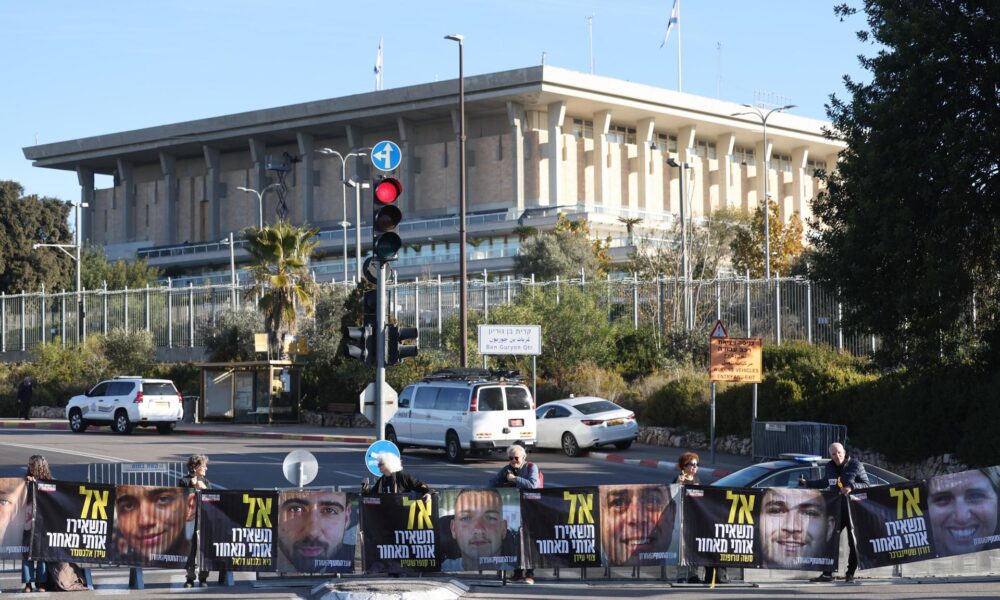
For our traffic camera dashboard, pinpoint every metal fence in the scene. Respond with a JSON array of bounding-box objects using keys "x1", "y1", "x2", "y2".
[{"x1": 0, "y1": 275, "x2": 879, "y2": 357}]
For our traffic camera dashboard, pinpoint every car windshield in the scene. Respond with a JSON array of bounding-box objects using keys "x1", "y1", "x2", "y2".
[
  {"x1": 142, "y1": 382, "x2": 176, "y2": 395},
  {"x1": 712, "y1": 464, "x2": 778, "y2": 488},
  {"x1": 574, "y1": 400, "x2": 620, "y2": 415}
]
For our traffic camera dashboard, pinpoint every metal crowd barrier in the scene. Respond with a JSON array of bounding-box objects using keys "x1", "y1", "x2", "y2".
[{"x1": 751, "y1": 421, "x2": 847, "y2": 461}]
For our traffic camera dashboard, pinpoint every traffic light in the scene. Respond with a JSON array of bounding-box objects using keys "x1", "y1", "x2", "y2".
[
  {"x1": 387, "y1": 324, "x2": 419, "y2": 366},
  {"x1": 372, "y1": 176, "x2": 403, "y2": 261},
  {"x1": 344, "y1": 324, "x2": 373, "y2": 365}
]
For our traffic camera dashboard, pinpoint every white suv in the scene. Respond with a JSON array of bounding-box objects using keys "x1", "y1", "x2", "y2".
[{"x1": 65, "y1": 376, "x2": 183, "y2": 435}]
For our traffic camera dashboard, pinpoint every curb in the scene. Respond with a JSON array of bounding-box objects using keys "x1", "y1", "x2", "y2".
[
  {"x1": 588, "y1": 450, "x2": 734, "y2": 479},
  {"x1": 0, "y1": 419, "x2": 374, "y2": 445}
]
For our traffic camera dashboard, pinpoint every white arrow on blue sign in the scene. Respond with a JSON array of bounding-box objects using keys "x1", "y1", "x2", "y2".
[
  {"x1": 364, "y1": 440, "x2": 400, "y2": 476},
  {"x1": 371, "y1": 140, "x2": 402, "y2": 172}
]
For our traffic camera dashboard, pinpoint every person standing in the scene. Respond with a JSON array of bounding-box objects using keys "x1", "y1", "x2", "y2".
[
  {"x1": 179, "y1": 454, "x2": 227, "y2": 588},
  {"x1": 673, "y1": 452, "x2": 721, "y2": 583},
  {"x1": 800, "y1": 442, "x2": 870, "y2": 583},
  {"x1": 490, "y1": 445, "x2": 540, "y2": 584},
  {"x1": 22, "y1": 455, "x2": 50, "y2": 592},
  {"x1": 17, "y1": 377, "x2": 33, "y2": 421},
  {"x1": 364, "y1": 453, "x2": 431, "y2": 499}
]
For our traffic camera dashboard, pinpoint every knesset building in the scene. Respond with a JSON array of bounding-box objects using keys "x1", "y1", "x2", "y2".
[{"x1": 23, "y1": 65, "x2": 843, "y2": 284}]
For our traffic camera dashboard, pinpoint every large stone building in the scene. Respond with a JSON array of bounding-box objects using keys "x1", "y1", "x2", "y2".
[{"x1": 23, "y1": 65, "x2": 843, "y2": 283}]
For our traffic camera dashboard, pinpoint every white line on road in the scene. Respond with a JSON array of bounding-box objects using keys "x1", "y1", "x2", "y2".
[{"x1": 0, "y1": 442, "x2": 128, "y2": 463}]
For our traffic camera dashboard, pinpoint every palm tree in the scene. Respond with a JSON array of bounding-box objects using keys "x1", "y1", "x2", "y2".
[
  {"x1": 617, "y1": 216, "x2": 644, "y2": 246},
  {"x1": 244, "y1": 221, "x2": 320, "y2": 358}
]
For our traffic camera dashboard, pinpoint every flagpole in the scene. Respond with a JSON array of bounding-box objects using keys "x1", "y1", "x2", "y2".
[{"x1": 677, "y1": 0, "x2": 682, "y2": 92}]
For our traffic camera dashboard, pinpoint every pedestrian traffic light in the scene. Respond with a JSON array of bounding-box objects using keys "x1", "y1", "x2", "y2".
[
  {"x1": 387, "y1": 324, "x2": 419, "y2": 366},
  {"x1": 372, "y1": 176, "x2": 402, "y2": 261},
  {"x1": 344, "y1": 324, "x2": 373, "y2": 364}
]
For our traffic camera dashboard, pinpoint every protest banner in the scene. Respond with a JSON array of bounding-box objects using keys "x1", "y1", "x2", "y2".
[
  {"x1": 199, "y1": 489, "x2": 277, "y2": 572},
  {"x1": 600, "y1": 484, "x2": 680, "y2": 566},
  {"x1": 0, "y1": 478, "x2": 28, "y2": 560},
  {"x1": 31, "y1": 481, "x2": 114, "y2": 563},
  {"x1": 361, "y1": 493, "x2": 440, "y2": 573},
  {"x1": 110, "y1": 484, "x2": 195, "y2": 568},
  {"x1": 275, "y1": 489, "x2": 358, "y2": 574},
  {"x1": 439, "y1": 488, "x2": 519, "y2": 572},
  {"x1": 520, "y1": 487, "x2": 601, "y2": 568}
]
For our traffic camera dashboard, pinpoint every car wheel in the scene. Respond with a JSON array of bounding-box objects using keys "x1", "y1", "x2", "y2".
[
  {"x1": 68, "y1": 409, "x2": 88, "y2": 433},
  {"x1": 386, "y1": 426, "x2": 404, "y2": 453},
  {"x1": 113, "y1": 411, "x2": 134, "y2": 435},
  {"x1": 445, "y1": 432, "x2": 465, "y2": 463},
  {"x1": 614, "y1": 440, "x2": 633, "y2": 450},
  {"x1": 562, "y1": 432, "x2": 584, "y2": 457},
  {"x1": 156, "y1": 422, "x2": 175, "y2": 435}
]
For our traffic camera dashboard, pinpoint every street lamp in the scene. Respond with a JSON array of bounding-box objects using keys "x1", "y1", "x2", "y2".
[
  {"x1": 236, "y1": 183, "x2": 283, "y2": 229},
  {"x1": 666, "y1": 158, "x2": 691, "y2": 330},
  {"x1": 34, "y1": 200, "x2": 88, "y2": 341},
  {"x1": 731, "y1": 103, "x2": 796, "y2": 281},
  {"x1": 317, "y1": 148, "x2": 367, "y2": 282},
  {"x1": 346, "y1": 179, "x2": 371, "y2": 282},
  {"x1": 445, "y1": 32, "x2": 469, "y2": 368},
  {"x1": 220, "y1": 232, "x2": 238, "y2": 311}
]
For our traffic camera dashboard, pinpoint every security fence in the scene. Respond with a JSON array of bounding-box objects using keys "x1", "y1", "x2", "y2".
[{"x1": 0, "y1": 275, "x2": 878, "y2": 357}]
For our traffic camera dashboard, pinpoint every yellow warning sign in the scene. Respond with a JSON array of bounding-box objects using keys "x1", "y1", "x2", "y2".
[{"x1": 710, "y1": 337, "x2": 763, "y2": 383}]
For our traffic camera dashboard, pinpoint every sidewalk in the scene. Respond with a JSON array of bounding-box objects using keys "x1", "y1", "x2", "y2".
[{"x1": 0, "y1": 418, "x2": 755, "y2": 478}]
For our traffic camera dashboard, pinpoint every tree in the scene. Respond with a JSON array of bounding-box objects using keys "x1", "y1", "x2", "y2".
[
  {"x1": 0, "y1": 180, "x2": 74, "y2": 293},
  {"x1": 811, "y1": 2, "x2": 1000, "y2": 367},
  {"x1": 514, "y1": 214, "x2": 610, "y2": 279},
  {"x1": 627, "y1": 208, "x2": 748, "y2": 279},
  {"x1": 202, "y1": 308, "x2": 262, "y2": 362},
  {"x1": 244, "y1": 221, "x2": 320, "y2": 358},
  {"x1": 617, "y1": 216, "x2": 643, "y2": 246},
  {"x1": 81, "y1": 246, "x2": 161, "y2": 290},
  {"x1": 730, "y1": 200, "x2": 804, "y2": 278}
]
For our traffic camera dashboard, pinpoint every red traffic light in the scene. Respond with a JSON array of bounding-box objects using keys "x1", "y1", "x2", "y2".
[{"x1": 374, "y1": 178, "x2": 402, "y2": 205}]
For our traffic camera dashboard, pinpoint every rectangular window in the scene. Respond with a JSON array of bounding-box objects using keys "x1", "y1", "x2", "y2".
[
  {"x1": 605, "y1": 125, "x2": 637, "y2": 145},
  {"x1": 732, "y1": 145, "x2": 756, "y2": 166},
  {"x1": 477, "y1": 387, "x2": 504, "y2": 411},
  {"x1": 505, "y1": 387, "x2": 533, "y2": 410},
  {"x1": 572, "y1": 118, "x2": 594, "y2": 140},
  {"x1": 807, "y1": 159, "x2": 827, "y2": 175},
  {"x1": 693, "y1": 140, "x2": 717, "y2": 160},
  {"x1": 413, "y1": 386, "x2": 439, "y2": 409},
  {"x1": 655, "y1": 133, "x2": 678, "y2": 152},
  {"x1": 772, "y1": 153, "x2": 793, "y2": 173}
]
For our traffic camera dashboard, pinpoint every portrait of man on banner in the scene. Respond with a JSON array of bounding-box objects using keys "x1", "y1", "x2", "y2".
[
  {"x1": 276, "y1": 489, "x2": 357, "y2": 574},
  {"x1": 439, "y1": 488, "x2": 518, "y2": 572},
  {"x1": 0, "y1": 478, "x2": 28, "y2": 559},
  {"x1": 759, "y1": 487, "x2": 839, "y2": 570},
  {"x1": 600, "y1": 484, "x2": 679, "y2": 566},
  {"x1": 680, "y1": 485, "x2": 763, "y2": 568},
  {"x1": 928, "y1": 467, "x2": 1000, "y2": 558},
  {"x1": 111, "y1": 485, "x2": 195, "y2": 568}
]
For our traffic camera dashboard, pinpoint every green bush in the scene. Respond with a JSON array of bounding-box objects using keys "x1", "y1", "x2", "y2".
[
  {"x1": 99, "y1": 329, "x2": 155, "y2": 376},
  {"x1": 202, "y1": 308, "x2": 262, "y2": 362},
  {"x1": 612, "y1": 327, "x2": 666, "y2": 381},
  {"x1": 643, "y1": 372, "x2": 710, "y2": 430},
  {"x1": 556, "y1": 361, "x2": 628, "y2": 403}
]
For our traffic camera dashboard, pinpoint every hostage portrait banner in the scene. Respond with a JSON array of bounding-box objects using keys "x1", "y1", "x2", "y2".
[
  {"x1": 31, "y1": 481, "x2": 115, "y2": 563},
  {"x1": 361, "y1": 493, "x2": 441, "y2": 573},
  {"x1": 600, "y1": 484, "x2": 680, "y2": 566},
  {"x1": 110, "y1": 484, "x2": 196, "y2": 569},
  {"x1": 757, "y1": 486, "x2": 841, "y2": 571},
  {"x1": 520, "y1": 487, "x2": 601, "y2": 568},
  {"x1": 199, "y1": 489, "x2": 277, "y2": 572},
  {"x1": 680, "y1": 485, "x2": 762, "y2": 568},
  {"x1": 926, "y1": 468, "x2": 1000, "y2": 559},
  {"x1": 851, "y1": 480, "x2": 932, "y2": 569},
  {"x1": 0, "y1": 478, "x2": 28, "y2": 560},
  {"x1": 276, "y1": 489, "x2": 358, "y2": 574},
  {"x1": 439, "y1": 488, "x2": 519, "y2": 572}
]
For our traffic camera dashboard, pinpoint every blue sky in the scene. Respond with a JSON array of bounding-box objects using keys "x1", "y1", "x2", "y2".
[{"x1": 1, "y1": 0, "x2": 870, "y2": 207}]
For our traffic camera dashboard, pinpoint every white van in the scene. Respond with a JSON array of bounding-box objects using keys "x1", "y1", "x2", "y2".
[{"x1": 386, "y1": 368, "x2": 536, "y2": 463}]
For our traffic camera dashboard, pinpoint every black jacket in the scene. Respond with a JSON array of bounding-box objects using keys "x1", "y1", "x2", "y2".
[
  {"x1": 371, "y1": 470, "x2": 429, "y2": 495},
  {"x1": 804, "y1": 456, "x2": 870, "y2": 492}
]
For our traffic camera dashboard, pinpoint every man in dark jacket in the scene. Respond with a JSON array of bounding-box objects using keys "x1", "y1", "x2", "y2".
[
  {"x1": 17, "y1": 377, "x2": 33, "y2": 420},
  {"x1": 800, "y1": 442, "x2": 869, "y2": 583}
]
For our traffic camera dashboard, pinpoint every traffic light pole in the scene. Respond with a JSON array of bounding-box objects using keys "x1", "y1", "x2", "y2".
[{"x1": 375, "y1": 259, "x2": 387, "y2": 441}]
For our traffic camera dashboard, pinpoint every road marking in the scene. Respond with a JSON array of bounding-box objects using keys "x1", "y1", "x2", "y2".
[{"x1": 0, "y1": 442, "x2": 127, "y2": 463}]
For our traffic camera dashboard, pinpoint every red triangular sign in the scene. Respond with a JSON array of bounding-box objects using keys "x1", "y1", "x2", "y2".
[{"x1": 710, "y1": 320, "x2": 728, "y2": 338}]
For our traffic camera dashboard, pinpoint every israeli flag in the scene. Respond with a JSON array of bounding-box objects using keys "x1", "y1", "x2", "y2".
[{"x1": 660, "y1": 0, "x2": 679, "y2": 48}]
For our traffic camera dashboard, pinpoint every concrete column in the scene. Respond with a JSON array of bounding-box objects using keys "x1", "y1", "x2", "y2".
[
  {"x1": 75, "y1": 167, "x2": 94, "y2": 244},
  {"x1": 791, "y1": 146, "x2": 809, "y2": 219},
  {"x1": 755, "y1": 138, "x2": 773, "y2": 211},
  {"x1": 636, "y1": 118, "x2": 655, "y2": 212},
  {"x1": 592, "y1": 110, "x2": 612, "y2": 208},
  {"x1": 546, "y1": 101, "x2": 566, "y2": 207},
  {"x1": 115, "y1": 159, "x2": 134, "y2": 243},
  {"x1": 157, "y1": 153, "x2": 178, "y2": 244},
  {"x1": 296, "y1": 132, "x2": 315, "y2": 224},
  {"x1": 506, "y1": 101, "x2": 525, "y2": 213},
  {"x1": 397, "y1": 117, "x2": 416, "y2": 214},
  {"x1": 203, "y1": 145, "x2": 221, "y2": 241},
  {"x1": 716, "y1": 133, "x2": 736, "y2": 210}
]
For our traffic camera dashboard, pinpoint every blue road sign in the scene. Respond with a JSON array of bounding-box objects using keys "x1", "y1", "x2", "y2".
[
  {"x1": 364, "y1": 440, "x2": 400, "y2": 476},
  {"x1": 371, "y1": 140, "x2": 402, "y2": 172}
]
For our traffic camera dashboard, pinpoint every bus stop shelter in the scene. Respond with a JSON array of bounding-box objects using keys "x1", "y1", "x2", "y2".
[{"x1": 197, "y1": 361, "x2": 301, "y2": 424}]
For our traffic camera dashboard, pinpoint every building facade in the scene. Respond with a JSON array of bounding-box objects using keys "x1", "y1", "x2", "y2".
[{"x1": 23, "y1": 66, "x2": 843, "y2": 283}]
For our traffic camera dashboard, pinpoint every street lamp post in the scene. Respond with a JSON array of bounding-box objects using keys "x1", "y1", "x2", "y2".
[
  {"x1": 346, "y1": 179, "x2": 371, "y2": 282},
  {"x1": 666, "y1": 158, "x2": 691, "y2": 330},
  {"x1": 34, "y1": 201, "x2": 88, "y2": 341},
  {"x1": 317, "y1": 148, "x2": 367, "y2": 282},
  {"x1": 220, "y1": 232, "x2": 237, "y2": 311},
  {"x1": 236, "y1": 183, "x2": 284, "y2": 229},
  {"x1": 731, "y1": 103, "x2": 796, "y2": 281},
  {"x1": 445, "y1": 33, "x2": 468, "y2": 368}
]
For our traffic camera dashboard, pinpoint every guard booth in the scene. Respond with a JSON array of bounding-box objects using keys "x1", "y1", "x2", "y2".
[{"x1": 197, "y1": 361, "x2": 301, "y2": 424}]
